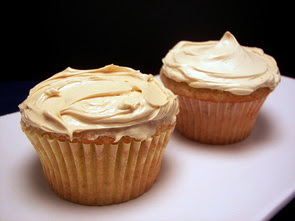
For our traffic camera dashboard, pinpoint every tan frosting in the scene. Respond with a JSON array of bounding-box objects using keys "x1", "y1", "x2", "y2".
[
  {"x1": 161, "y1": 31, "x2": 280, "y2": 95},
  {"x1": 19, "y1": 65, "x2": 179, "y2": 141}
]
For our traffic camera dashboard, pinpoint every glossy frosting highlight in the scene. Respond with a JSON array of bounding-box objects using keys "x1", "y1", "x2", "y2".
[
  {"x1": 161, "y1": 31, "x2": 280, "y2": 95},
  {"x1": 19, "y1": 65, "x2": 179, "y2": 141}
]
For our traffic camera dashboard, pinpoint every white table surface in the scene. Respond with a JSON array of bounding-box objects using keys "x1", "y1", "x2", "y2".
[{"x1": 0, "y1": 76, "x2": 295, "y2": 221}]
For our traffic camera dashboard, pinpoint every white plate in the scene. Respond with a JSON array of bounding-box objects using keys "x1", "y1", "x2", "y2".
[{"x1": 1, "y1": 76, "x2": 295, "y2": 221}]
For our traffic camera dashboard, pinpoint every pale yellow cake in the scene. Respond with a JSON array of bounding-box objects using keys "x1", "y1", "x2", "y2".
[
  {"x1": 19, "y1": 64, "x2": 179, "y2": 205},
  {"x1": 160, "y1": 32, "x2": 280, "y2": 144}
]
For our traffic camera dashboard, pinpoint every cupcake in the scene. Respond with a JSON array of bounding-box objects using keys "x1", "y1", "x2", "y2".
[
  {"x1": 19, "y1": 64, "x2": 179, "y2": 205},
  {"x1": 160, "y1": 31, "x2": 280, "y2": 144}
]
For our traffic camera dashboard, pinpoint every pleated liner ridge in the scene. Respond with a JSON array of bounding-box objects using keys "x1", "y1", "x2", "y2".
[
  {"x1": 176, "y1": 95, "x2": 267, "y2": 144},
  {"x1": 22, "y1": 124, "x2": 174, "y2": 206}
]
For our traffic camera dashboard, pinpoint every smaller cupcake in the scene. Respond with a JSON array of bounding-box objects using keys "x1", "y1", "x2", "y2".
[
  {"x1": 19, "y1": 64, "x2": 179, "y2": 205},
  {"x1": 160, "y1": 31, "x2": 280, "y2": 144}
]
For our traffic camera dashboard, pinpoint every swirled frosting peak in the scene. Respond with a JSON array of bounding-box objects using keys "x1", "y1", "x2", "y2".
[
  {"x1": 19, "y1": 65, "x2": 179, "y2": 141},
  {"x1": 162, "y1": 31, "x2": 280, "y2": 95}
]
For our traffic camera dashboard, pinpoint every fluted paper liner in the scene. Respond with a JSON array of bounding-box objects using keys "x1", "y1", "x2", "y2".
[
  {"x1": 22, "y1": 125, "x2": 174, "y2": 205},
  {"x1": 176, "y1": 95, "x2": 267, "y2": 144}
]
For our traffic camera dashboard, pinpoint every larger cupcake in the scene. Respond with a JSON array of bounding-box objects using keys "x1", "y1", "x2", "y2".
[
  {"x1": 160, "y1": 31, "x2": 280, "y2": 144},
  {"x1": 19, "y1": 64, "x2": 179, "y2": 205}
]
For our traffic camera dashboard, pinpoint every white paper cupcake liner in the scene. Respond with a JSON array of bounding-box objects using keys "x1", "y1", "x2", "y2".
[
  {"x1": 176, "y1": 95, "x2": 267, "y2": 144},
  {"x1": 22, "y1": 124, "x2": 174, "y2": 205}
]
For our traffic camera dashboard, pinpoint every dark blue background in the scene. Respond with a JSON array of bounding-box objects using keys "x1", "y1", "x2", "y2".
[{"x1": 7, "y1": 0, "x2": 294, "y2": 81}]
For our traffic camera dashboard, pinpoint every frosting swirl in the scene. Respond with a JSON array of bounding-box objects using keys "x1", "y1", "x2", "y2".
[
  {"x1": 19, "y1": 65, "x2": 179, "y2": 141},
  {"x1": 161, "y1": 31, "x2": 280, "y2": 95}
]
